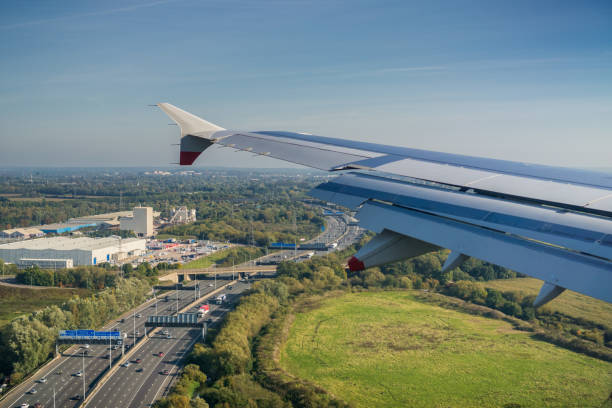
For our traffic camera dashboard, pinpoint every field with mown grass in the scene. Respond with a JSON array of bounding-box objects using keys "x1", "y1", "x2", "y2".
[
  {"x1": 0, "y1": 285, "x2": 91, "y2": 328},
  {"x1": 281, "y1": 291, "x2": 612, "y2": 408},
  {"x1": 480, "y1": 277, "x2": 612, "y2": 328},
  {"x1": 184, "y1": 246, "x2": 263, "y2": 269}
]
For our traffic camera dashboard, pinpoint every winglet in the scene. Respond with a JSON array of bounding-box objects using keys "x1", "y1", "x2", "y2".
[
  {"x1": 157, "y1": 103, "x2": 225, "y2": 165},
  {"x1": 157, "y1": 103, "x2": 224, "y2": 138}
]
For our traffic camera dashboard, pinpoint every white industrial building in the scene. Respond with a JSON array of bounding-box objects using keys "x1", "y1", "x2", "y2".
[
  {"x1": 0, "y1": 227, "x2": 45, "y2": 240},
  {"x1": 169, "y1": 206, "x2": 196, "y2": 224},
  {"x1": 120, "y1": 206, "x2": 154, "y2": 237},
  {"x1": 0, "y1": 236, "x2": 146, "y2": 267}
]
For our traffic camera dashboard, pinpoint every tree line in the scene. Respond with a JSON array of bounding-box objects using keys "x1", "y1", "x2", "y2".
[{"x1": 0, "y1": 277, "x2": 151, "y2": 384}]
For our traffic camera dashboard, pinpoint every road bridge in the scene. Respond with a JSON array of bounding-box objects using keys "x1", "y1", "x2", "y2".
[{"x1": 158, "y1": 265, "x2": 277, "y2": 283}]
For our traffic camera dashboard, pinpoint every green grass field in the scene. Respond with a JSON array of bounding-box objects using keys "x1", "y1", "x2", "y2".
[
  {"x1": 0, "y1": 285, "x2": 91, "y2": 329},
  {"x1": 281, "y1": 291, "x2": 612, "y2": 408},
  {"x1": 185, "y1": 248, "x2": 235, "y2": 268},
  {"x1": 480, "y1": 278, "x2": 612, "y2": 328},
  {"x1": 184, "y1": 246, "x2": 262, "y2": 269}
]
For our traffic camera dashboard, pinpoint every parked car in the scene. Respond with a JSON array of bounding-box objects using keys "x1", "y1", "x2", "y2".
[
  {"x1": 157, "y1": 352, "x2": 165, "y2": 357},
  {"x1": 162, "y1": 369, "x2": 170, "y2": 375},
  {"x1": 36, "y1": 377, "x2": 47, "y2": 383},
  {"x1": 122, "y1": 362, "x2": 130, "y2": 367},
  {"x1": 28, "y1": 388, "x2": 37, "y2": 394},
  {"x1": 74, "y1": 371, "x2": 82, "y2": 377},
  {"x1": 136, "y1": 313, "x2": 142, "y2": 318},
  {"x1": 134, "y1": 358, "x2": 142, "y2": 364}
]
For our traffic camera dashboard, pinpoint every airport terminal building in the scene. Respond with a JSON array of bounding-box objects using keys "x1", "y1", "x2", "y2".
[{"x1": 0, "y1": 236, "x2": 146, "y2": 267}]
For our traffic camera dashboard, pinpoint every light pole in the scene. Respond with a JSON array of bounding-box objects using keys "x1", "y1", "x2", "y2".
[
  {"x1": 155, "y1": 299, "x2": 158, "y2": 315},
  {"x1": 133, "y1": 310, "x2": 136, "y2": 343},
  {"x1": 109, "y1": 333, "x2": 112, "y2": 371},
  {"x1": 214, "y1": 272, "x2": 216, "y2": 289},
  {"x1": 82, "y1": 350, "x2": 86, "y2": 399}
]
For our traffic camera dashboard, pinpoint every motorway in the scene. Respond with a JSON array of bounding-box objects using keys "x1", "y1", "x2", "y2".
[
  {"x1": 2, "y1": 212, "x2": 362, "y2": 408},
  {"x1": 1, "y1": 277, "x2": 231, "y2": 408},
  {"x1": 87, "y1": 281, "x2": 250, "y2": 408}
]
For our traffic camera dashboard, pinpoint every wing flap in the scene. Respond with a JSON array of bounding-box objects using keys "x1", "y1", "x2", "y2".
[{"x1": 356, "y1": 200, "x2": 612, "y2": 304}]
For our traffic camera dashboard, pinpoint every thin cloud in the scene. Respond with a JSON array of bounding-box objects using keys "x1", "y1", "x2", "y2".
[
  {"x1": 0, "y1": 0, "x2": 181, "y2": 30},
  {"x1": 377, "y1": 66, "x2": 447, "y2": 73}
]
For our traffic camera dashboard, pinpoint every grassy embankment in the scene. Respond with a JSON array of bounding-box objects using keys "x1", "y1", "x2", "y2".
[
  {"x1": 480, "y1": 277, "x2": 612, "y2": 328},
  {"x1": 0, "y1": 285, "x2": 91, "y2": 328},
  {"x1": 281, "y1": 291, "x2": 612, "y2": 408},
  {"x1": 184, "y1": 246, "x2": 264, "y2": 269}
]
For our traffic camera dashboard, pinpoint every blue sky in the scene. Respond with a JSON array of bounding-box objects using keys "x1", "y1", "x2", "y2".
[{"x1": 0, "y1": 0, "x2": 611, "y2": 168}]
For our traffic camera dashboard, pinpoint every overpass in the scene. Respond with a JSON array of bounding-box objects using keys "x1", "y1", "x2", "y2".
[{"x1": 158, "y1": 265, "x2": 277, "y2": 283}]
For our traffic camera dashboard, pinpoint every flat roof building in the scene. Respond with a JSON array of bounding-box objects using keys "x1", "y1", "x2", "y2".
[
  {"x1": 39, "y1": 223, "x2": 97, "y2": 234},
  {"x1": 0, "y1": 236, "x2": 146, "y2": 266},
  {"x1": 0, "y1": 227, "x2": 45, "y2": 240}
]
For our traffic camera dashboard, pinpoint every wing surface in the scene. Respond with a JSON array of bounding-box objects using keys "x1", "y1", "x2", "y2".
[{"x1": 158, "y1": 102, "x2": 612, "y2": 305}]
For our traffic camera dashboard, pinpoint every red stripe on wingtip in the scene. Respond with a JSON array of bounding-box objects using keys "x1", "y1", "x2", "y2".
[
  {"x1": 180, "y1": 151, "x2": 202, "y2": 165},
  {"x1": 347, "y1": 256, "x2": 365, "y2": 272}
]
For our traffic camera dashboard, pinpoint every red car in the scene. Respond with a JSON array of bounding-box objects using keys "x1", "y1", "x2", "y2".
[
  {"x1": 162, "y1": 369, "x2": 170, "y2": 375},
  {"x1": 134, "y1": 358, "x2": 142, "y2": 363},
  {"x1": 157, "y1": 352, "x2": 164, "y2": 357}
]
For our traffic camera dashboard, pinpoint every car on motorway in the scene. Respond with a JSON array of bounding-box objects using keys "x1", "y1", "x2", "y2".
[
  {"x1": 162, "y1": 369, "x2": 170, "y2": 375},
  {"x1": 157, "y1": 351, "x2": 165, "y2": 357},
  {"x1": 74, "y1": 371, "x2": 82, "y2": 377},
  {"x1": 134, "y1": 358, "x2": 142, "y2": 363}
]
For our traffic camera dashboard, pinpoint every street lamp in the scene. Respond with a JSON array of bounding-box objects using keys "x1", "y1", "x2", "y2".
[{"x1": 82, "y1": 350, "x2": 86, "y2": 400}]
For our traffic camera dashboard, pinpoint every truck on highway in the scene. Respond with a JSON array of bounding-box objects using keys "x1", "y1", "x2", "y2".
[
  {"x1": 215, "y1": 294, "x2": 227, "y2": 304},
  {"x1": 300, "y1": 251, "x2": 315, "y2": 259},
  {"x1": 197, "y1": 304, "x2": 210, "y2": 317}
]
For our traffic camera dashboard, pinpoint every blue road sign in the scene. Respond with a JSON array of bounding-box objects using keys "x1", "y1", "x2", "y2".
[{"x1": 60, "y1": 330, "x2": 121, "y2": 339}]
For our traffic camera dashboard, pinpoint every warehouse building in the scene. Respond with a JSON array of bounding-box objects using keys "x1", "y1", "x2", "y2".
[
  {"x1": 39, "y1": 222, "x2": 97, "y2": 234},
  {"x1": 0, "y1": 236, "x2": 146, "y2": 267},
  {"x1": 0, "y1": 227, "x2": 45, "y2": 240}
]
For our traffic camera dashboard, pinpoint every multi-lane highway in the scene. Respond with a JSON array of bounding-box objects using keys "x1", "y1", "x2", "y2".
[
  {"x1": 2, "y1": 211, "x2": 363, "y2": 408},
  {"x1": 2, "y1": 277, "x2": 229, "y2": 408},
  {"x1": 87, "y1": 281, "x2": 250, "y2": 408}
]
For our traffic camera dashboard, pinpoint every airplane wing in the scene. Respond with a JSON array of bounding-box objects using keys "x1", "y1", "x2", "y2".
[{"x1": 157, "y1": 102, "x2": 612, "y2": 307}]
